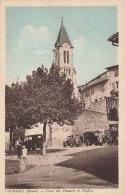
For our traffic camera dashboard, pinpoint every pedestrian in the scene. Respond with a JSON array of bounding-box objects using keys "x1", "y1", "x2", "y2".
[
  {"x1": 17, "y1": 139, "x2": 22, "y2": 159},
  {"x1": 22, "y1": 145, "x2": 27, "y2": 160}
]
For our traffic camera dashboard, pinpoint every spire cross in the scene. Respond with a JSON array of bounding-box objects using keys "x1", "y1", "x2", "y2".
[{"x1": 61, "y1": 17, "x2": 64, "y2": 24}]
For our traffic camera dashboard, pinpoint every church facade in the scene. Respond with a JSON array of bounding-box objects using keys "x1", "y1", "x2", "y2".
[{"x1": 52, "y1": 21, "x2": 78, "y2": 98}]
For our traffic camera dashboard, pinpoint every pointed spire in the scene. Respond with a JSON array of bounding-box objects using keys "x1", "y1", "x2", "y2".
[
  {"x1": 61, "y1": 17, "x2": 64, "y2": 24},
  {"x1": 56, "y1": 19, "x2": 73, "y2": 48},
  {"x1": 52, "y1": 59, "x2": 55, "y2": 67}
]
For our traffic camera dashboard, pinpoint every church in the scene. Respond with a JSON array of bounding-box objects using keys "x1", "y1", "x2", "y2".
[{"x1": 51, "y1": 20, "x2": 78, "y2": 98}]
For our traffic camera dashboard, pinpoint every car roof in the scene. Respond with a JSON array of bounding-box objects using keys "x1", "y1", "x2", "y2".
[
  {"x1": 84, "y1": 131, "x2": 102, "y2": 134},
  {"x1": 25, "y1": 134, "x2": 42, "y2": 137}
]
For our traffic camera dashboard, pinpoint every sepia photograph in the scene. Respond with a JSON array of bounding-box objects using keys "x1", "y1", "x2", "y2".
[{"x1": 4, "y1": 5, "x2": 120, "y2": 190}]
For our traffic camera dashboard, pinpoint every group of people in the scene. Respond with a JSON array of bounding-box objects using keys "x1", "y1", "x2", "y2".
[{"x1": 17, "y1": 138, "x2": 27, "y2": 160}]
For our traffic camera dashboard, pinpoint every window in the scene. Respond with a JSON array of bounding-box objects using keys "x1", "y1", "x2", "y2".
[
  {"x1": 85, "y1": 89, "x2": 89, "y2": 97},
  {"x1": 101, "y1": 84, "x2": 105, "y2": 91},
  {"x1": 90, "y1": 86, "x2": 94, "y2": 94},
  {"x1": 116, "y1": 81, "x2": 119, "y2": 88},
  {"x1": 64, "y1": 68, "x2": 65, "y2": 74},
  {"x1": 115, "y1": 68, "x2": 119, "y2": 77},
  {"x1": 29, "y1": 136, "x2": 32, "y2": 140},
  {"x1": 69, "y1": 69, "x2": 70, "y2": 74},
  {"x1": 67, "y1": 51, "x2": 69, "y2": 63},
  {"x1": 112, "y1": 82, "x2": 115, "y2": 90},
  {"x1": 66, "y1": 69, "x2": 68, "y2": 74},
  {"x1": 64, "y1": 51, "x2": 66, "y2": 63}
]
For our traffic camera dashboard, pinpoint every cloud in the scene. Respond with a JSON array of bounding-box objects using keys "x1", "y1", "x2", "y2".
[
  {"x1": 33, "y1": 49, "x2": 52, "y2": 56},
  {"x1": 73, "y1": 37, "x2": 85, "y2": 58},
  {"x1": 13, "y1": 25, "x2": 52, "y2": 51},
  {"x1": 88, "y1": 52, "x2": 101, "y2": 58}
]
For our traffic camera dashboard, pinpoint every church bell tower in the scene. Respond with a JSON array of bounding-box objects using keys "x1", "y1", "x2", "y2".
[{"x1": 53, "y1": 19, "x2": 78, "y2": 98}]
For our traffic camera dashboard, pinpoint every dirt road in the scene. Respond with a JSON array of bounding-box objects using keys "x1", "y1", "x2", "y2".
[{"x1": 5, "y1": 145, "x2": 118, "y2": 189}]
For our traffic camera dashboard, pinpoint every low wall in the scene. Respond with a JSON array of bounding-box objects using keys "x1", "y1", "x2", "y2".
[{"x1": 47, "y1": 123, "x2": 72, "y2": 148}]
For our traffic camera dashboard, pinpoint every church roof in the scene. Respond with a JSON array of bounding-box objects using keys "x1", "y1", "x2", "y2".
[{"x1": 56, "y1": 22, "x2": 73, "y2": 48}]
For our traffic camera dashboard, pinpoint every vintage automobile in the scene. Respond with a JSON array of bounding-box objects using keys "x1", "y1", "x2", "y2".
[
  {"x1": 23, "y1": 134, "x2": 43, "y2": 151},
  {"x1": 74, "y1": 135, "x2": 81, "y2": 147},
  {"x1": 103, "y1": 132, "x2": 118, "y2": 145},
  {"x1": 83, "y1": 130, "x2": 103, "y2": 146},
  {"x1": 63, "y1": 135, "x2": 75, "y2": 147},
  {"x1": 63, "y1": 135, "x2": 82, "y2": 147}
]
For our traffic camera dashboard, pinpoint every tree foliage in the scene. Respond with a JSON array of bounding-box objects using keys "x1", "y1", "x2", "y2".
[{"x1": 5, "y1": 65, "x2": 82, "y2": 131}]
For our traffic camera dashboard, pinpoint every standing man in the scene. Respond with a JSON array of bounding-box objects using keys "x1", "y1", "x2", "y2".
[{"x1": 17, "y1": 138, "x2": 22, "y2": 159}]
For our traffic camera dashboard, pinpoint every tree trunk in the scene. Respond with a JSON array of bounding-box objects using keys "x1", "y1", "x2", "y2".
[
  {"x1": 42, "y1": 142, "x2": 46, "y2": 156},
  {"x1": 9, "y1": 128, "x2": 13, "y2": 153},
  {"x1": 41, "y1": 122, "x2": 47, "y2": 155}
]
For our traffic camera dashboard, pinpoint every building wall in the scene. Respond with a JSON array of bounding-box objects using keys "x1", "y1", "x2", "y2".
[
  {"x1": 47, "y1": 100, "x2": 108, "y2": 148},
  {"x1": 80, "y1": 66, "x2": 119, "y2": 108},
  {"x1": 25, "y1": 123, "x2": 44, "y2": 136},
  {"x1": 72, "y1": 109, "x2": 108, "y2": 135},
  {"x1": 47, "y1": 123, "x2": 72, "y2": 148},
  {"x1": 106, "y1": 68, "x2": 119, "y2": 96},
  {"x1": 82, "y1": 81, "x2": 108, "y2": 108},
  {"x1": 88, "y1": 99, "x2": 107, "y2": 113}
]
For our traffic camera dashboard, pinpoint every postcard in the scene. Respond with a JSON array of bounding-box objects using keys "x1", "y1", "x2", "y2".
[{"x1": 0, "y1": 0, "x2": 125, "y2": 195}]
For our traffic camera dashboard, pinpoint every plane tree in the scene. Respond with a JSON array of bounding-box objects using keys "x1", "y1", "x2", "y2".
[{"x1": 5, "y1": 65, "x2": 82, "y2": 150}]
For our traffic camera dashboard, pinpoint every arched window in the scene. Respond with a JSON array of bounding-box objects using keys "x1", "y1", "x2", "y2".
[
  {"x1": 64, "y1": 68, "x2": 65, "y2": 74},
  {"x1": 67, "y1": 51, "x2": 69, "y2": 63},
  {"x1": 66, "y1": 69, "x2": 68, "y2": 74},
  {"x1": 64, "y1": 51, "x2": 66, "y2": 63},
  {"x1": 69, "y1": 69, "x2": 70, "y2": 74}
]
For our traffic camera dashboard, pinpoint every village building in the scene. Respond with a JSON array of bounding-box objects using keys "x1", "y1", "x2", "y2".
[{"x1": 79, "y1": 65, "x2": 119, "y2": 109}]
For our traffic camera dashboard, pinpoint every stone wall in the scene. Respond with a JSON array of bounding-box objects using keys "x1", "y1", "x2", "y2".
[
  {"x1": 46, "y1": 100, "x2": 109, "y2": 148},
  {"x1": 72, "y1": 109, "x2": 108, "y2": 135},
  {"x1": 88, "y1": 99, "x2": 107, "y2": 113}
]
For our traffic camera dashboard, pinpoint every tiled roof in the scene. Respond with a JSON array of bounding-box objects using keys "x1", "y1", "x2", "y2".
[
  {"x1": 105, "y1": 65, "x2": 118, "y2": 70},
  {"x1": 56, "y1": 22, "x2": 73, "y2": 48},
  {"x1": 80, "y1": 72, "x2": 108, "y2": 92},
  {"x1": 108, "y1": 32, "x2": 119, "y2": 46},
  {"x1": 108, "y1": 32, "x2": 119, "y2": 44}
]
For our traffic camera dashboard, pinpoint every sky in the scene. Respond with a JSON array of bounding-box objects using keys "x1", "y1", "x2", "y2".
[{"x1": 6, "y1": 6, "x2": 118, "y2": 86}]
